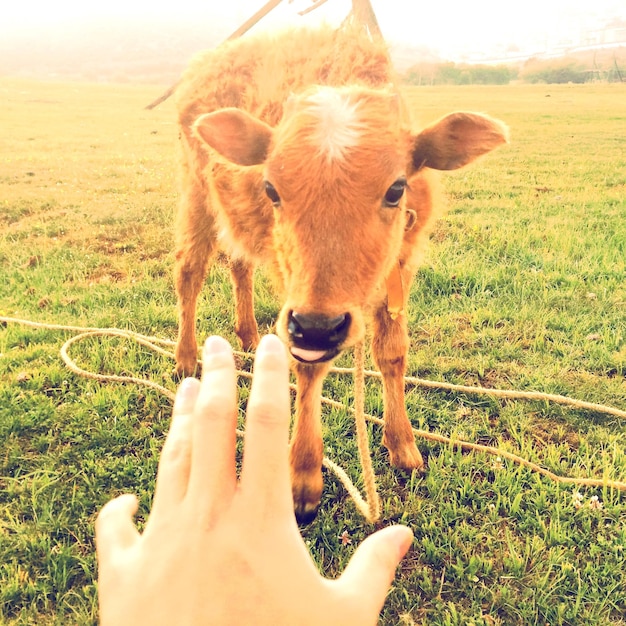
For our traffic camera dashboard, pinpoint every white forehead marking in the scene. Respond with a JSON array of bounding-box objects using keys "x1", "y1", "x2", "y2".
[{"x1": 303, "y1": 88, "x2": 363, "y2": 161}]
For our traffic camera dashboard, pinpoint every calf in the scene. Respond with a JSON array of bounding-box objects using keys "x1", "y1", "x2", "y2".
[{"x1": 174, "y1": 25, "x2": 508, "y2": 522}]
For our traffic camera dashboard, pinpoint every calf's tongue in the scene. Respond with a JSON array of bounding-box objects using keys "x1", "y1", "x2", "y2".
[{"x1": 290, "y1": 347, "x2": 327, "y2": 362}]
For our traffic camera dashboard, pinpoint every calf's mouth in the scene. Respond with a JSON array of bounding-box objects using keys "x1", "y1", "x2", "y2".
[
  {"x1": 285, "y1": 311, "x2": 351, "y2": 364},
  {"x1": 289, "y1": 345, "x2": 341, "y2": 364}
]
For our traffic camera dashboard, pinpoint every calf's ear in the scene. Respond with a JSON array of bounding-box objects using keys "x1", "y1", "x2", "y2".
[
  {"x1": 410, "y1": 112, "x2": 509, "y2": 173},
  {"x1": 193, "y1": 108, "x2": 273, "y2": 166}
]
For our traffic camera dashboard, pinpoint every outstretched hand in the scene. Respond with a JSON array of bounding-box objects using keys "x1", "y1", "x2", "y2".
[{"x1": 96, "y1": 334, "x2": 413, "y2": 625}]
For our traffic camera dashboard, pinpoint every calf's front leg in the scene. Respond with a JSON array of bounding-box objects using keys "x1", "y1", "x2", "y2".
[
  {"x1": 289, "y1": 360, "x2": 331, "y2": 524},
  {"x1": 371, "y1": 303, "x2": 424, "y2": 471}
]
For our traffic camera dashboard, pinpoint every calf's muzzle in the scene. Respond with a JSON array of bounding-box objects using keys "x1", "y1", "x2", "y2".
[{"x1": 287, "y1": 311, "x2": 351, "y2": 363}]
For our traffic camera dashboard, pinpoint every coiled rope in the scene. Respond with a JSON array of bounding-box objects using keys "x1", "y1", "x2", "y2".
[{"x1": 2, "y1": 315, "x2": 625, "y2": 523}]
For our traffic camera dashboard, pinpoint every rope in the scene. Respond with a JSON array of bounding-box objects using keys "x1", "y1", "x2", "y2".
[
  {"x1": 60, "y1": 331, "x2": 176, "y2": 401},
  {"x1": 350, "y1": 341, "x2": 380, "y2": 522},
  {"x1": 2, "y1": 315, "x2": 626, "y2": 523},
  {"x1": 331, "y1": 367, "x2": 626, "y2": 420}
]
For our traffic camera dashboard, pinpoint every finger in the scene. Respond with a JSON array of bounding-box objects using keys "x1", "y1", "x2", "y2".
[
  {"x1": 337, "y1": 525, "x2": 413, "y2": 618},
  {"x1": 149, "y1": 377, "x2": 199, "y2": 518},
  {"x1": 95, "y1": 493, "x2": 140, "y2": 564},
  {"x1": 239, "y1": 334, "x2": 292, "y2": 517},
  {"x1": 186, "y1": 336, "x2": 238, "y2": 510}
]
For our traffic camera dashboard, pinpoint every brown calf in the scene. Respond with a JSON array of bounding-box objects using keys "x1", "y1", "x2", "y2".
[{"x1": 174, "y1": 25, "x2": 508, "y2": 522}]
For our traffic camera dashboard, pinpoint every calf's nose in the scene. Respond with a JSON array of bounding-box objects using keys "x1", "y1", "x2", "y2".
[{"x1": 288, "y1": 311, "x2": 351, "y2": 350}]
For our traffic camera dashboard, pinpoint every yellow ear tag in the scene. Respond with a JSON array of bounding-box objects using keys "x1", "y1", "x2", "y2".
[{"x1": 385, "y1": 263, "x2": 404, "y2": 320}]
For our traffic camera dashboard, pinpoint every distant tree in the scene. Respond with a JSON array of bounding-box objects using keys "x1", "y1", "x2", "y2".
[
  {"x1": 521, "y1": 58, "x2": 588, "y2": 84},
  {"x1": 610, "y1": 54, "x2": 624, "y2": 82},
  {"x1": 402, "y1": 62, "x2": 516, "y2": 86},
  {"x1": 468, "y1": 65, "x2": 516, "y2": 85},
  {"x1": 437, "y1": 63, "x2": 463, "y2": 84},
  {"x1": 404, "y1": 49, "x2": 625, "y2": 87}
]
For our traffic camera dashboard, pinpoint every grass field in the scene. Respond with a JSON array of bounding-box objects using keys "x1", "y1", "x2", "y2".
[{"x1": 0, "y1": 78, "x2": 625, "y2": 625}]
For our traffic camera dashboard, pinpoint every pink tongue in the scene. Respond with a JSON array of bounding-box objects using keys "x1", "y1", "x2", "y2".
[{"x1": 290, "y1": 347, "x2": 327, "y2": 362}]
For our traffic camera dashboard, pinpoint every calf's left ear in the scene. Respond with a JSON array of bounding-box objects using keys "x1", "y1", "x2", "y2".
[
  {"x1": 193, "y1": 108, "x2": 273, "y2": 166},
  {"x1": 409, "y1": 112, "x2": 509, "y2": 173}
]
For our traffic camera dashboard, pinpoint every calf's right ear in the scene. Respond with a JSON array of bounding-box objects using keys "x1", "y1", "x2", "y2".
[{"x1": 193, "y1": 109, "x2": 273, "y2": 166}]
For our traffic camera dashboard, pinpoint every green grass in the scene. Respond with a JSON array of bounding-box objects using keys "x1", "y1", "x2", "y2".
[{"x1": 1, "y1": 78, "x2": 625, "y2": 625}]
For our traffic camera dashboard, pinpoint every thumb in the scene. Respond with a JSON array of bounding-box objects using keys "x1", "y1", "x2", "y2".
[
  {"x1": 338, "y1": 525, "x2": 413, "y2": 616},
  {"x1": 95, "y1": 493, "x2": 140, "y2": 564}
]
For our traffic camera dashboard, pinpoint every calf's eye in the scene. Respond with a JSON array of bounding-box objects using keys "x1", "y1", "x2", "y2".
[
  {"x1": 264, "y1": 181, "x2": 281, "y2": 204},
  {"x1": 383, "y1": 178, "x2": 407, "y2": 207}
]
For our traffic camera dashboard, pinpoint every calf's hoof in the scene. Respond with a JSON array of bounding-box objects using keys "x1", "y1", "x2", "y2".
[
  {"x1": 236, "y1": 329, "x2": 261, "y2": 353},
  {"x1": 291, "y1": 470, "x2": 323, "y2": 525},
  {"x1": 173, "y1": 356, "x2": 200, "y2": 379},
  {"x1": 386, "y1": 440, "x2": 425, "y2": 472},
  {"x1": 294, "y1": 500, "x2": 320, "y2": 525}
]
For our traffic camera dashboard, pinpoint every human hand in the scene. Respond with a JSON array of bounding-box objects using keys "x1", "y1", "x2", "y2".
[{"x1": 96, "y1": 334, "x2": 413, "y2": 625}]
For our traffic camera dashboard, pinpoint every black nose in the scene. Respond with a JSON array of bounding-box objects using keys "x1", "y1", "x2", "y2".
[{"x1": 288, "y1": 312, "x2": 351, "y2": 350}]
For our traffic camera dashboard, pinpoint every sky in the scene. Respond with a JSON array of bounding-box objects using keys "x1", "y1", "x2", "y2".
[{"x1": 2, "y1": 0, "x2": 625, "y2": 59}]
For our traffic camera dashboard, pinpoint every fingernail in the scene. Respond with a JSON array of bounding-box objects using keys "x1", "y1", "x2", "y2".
[
  {"x1": 389, "y1": 525, "x2": 414, "y2": 559},
  {"x1": 203, "y1": 335, "x2": 231, "y2": 358},
  {"x1": 258, "y1": 334, "x2": 286, "y2": 356},
  {"x1": 176, "y1": 377, "x2": 199, "y2": 413}
]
